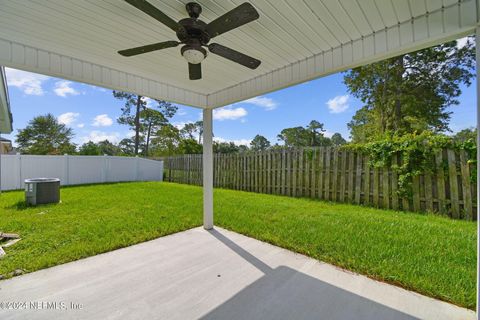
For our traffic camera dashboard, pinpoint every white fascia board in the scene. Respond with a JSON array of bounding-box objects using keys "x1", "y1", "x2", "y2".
[
  {"x1": 0, "y1": 66, "x2": 12, "y2": 134},
  {"x1": 0, "y1": 39, "x2": 208, "y2": 109},
  {"x1": 206, "y1": 0, "x2": 478, "y2": 108}
]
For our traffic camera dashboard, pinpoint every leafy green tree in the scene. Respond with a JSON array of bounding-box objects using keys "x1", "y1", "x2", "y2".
[
  {"x1": 150, "y1": 124, "x2": 181, "y2": 156},
  {"x1": 278, "y1": 121, "x2": 331, "y2": 147},
  {"x1": 16, "y1": 114, "x2": 76, "y2": 155},
  {"x1": 195, "y1": 121, "x2": 204, "y2": 144},
  {"x1": 97, "y1": 140, "x2": 121, "y2": 156},
  {"x1": 178, "y1": 138, "x2": 202, "y2": 154},
  {"x1": 113, "y1": 91, "x2": 177, "y2": 155},
  {"x1": 307, "y1": 120, "x2": 325, "y2": 146},
  {"x1": 453, "y1": 128, "x2": 477, "y2": 143},
  {"x1": 78, "y1": 141, "x2": 101, "y2": 155},
  {"x1": 331, "y1": 133, "x2": 347, "y2": 146},
  {"x1": 277, "y1": 126, "x2": 309, "y2": 147},
  {"x1": 214, "y1": 142, "x2": 240, "y2": 154},
  {"x1": 250, "y1": 134, "x2": 270, "y2": 151},
  {"x1": 140, "y1": 107, "x2": 170, "y2": 156},
  {"x1": 78, "y1": 140, "x2": 122, "y2": 156},
  {"x1": 181, "y1": 122, "x2": 198, "y2": 140},
  {"x1": 181, "y1": 121, "x2": 204, "y2": 143},
  {"x1": 238, "y1": 145, "x2": 249, "y2": 153},
  {"x1": 345, "y1": 37, "x2": 475, "y2": 142},
  {"x1": 118, "y1": 138, "x2": 135, "y2": 155}
]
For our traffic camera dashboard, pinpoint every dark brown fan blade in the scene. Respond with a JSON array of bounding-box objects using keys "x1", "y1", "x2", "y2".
[
  {"x1": 118, "y1": 41, "x2": 179, "y2": 57},
  {"x1": 208, "y1": 43, "x2": 261, "y2": 69},
  {"x1": 189, "y1": 63, "x2": 202, "y2": 80},
  {"x1": 124, "y1": 0, "x2": 180, "y2": 32},
  {"x1": 205, "y1": 3, "x2": 259, "y2": 38}
]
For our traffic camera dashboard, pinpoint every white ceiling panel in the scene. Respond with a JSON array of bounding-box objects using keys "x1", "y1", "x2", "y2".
[{"x1": 0, "y1": 0, "x2": 476, "y2": 108}]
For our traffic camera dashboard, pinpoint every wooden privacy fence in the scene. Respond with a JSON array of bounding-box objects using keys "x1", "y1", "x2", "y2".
[{"x1": 162, "y1": 148, "x2": 477, "y2": 220}]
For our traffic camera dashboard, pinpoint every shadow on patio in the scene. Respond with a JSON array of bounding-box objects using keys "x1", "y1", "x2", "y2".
[
  {"x1": 203, "y1": 229, "x2": 417, "y2": 320},
  {"x1": 0, "y1": 227, "x2": 473, "y2": 320}
]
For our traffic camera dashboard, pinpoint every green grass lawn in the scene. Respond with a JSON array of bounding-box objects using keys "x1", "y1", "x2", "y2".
[{"x1": 0, "y1": 182, "x2": 476, "y2": 309}]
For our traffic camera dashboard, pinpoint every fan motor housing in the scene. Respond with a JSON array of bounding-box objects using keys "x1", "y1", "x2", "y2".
[
  {"x1": 186, "y1": 2, "x2": 202, "y2": 18},
  {"x1": 177, "y1": 18, "x2": 210, "y2": 45}
]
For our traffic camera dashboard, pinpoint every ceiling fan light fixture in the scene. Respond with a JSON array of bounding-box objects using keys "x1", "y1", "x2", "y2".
[{"x1": 181, "y1": 46, "x2": 206, "y2": 64}]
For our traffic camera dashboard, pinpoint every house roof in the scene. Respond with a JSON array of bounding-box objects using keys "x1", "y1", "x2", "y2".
[
  {"x1": 0, "y1": 66, "x2": 12, "y2": 133},
  {"x1": 0, "y1": 0, "x2": 477, "y2": 108}
]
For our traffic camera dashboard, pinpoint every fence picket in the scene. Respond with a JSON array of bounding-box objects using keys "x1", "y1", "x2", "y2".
[
  {"x1": 447, "y1": 150, "x2": 460, "y2": 218},
  {"x1": 373, "y1": 168, "x2": 379, "y2": 207},
  {"x1": 324, "y1": 149, "x2": 331, "y2": 200},
  {"x1": 424, "y1": 172, "x2": 433, "y2": 213},
  {"x1": 332, "y1": 150, "x2": 339, "y2": 201},
  {"x1": 348, "y1": 152, "x2": 354, "y2": 203},
  {"x1": 318, "y1": 148, "x2": 324, "y2": 199},
  {"x1": 364, "y1": 156, "x2": 370, "y2": 205},
  {"x1": 355, "y1": 154, "x2": 362, "y2": 204},
  {"x1": 383, "y1": 167, "x2": 389, "y2": 209},
  {"x1": 460, "y1": 151, "x2": 472, "y2": 220},
  {"x1": 391, "y1": 154, "x2": 399, "y2": 210}
]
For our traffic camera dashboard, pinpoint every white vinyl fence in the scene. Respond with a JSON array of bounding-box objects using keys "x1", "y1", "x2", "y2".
[{"x1": 0, "y1": 154, "x2": 163, "y2": 191}]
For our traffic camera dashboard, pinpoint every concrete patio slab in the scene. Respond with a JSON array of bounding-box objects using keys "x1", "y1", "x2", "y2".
[{"x1": 0, "y1": 227, "x2": 475, "y2": 320}]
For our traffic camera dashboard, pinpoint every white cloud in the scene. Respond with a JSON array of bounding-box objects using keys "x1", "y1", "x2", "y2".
[
  {"x1": 92, "y1": 114, "x2": 113, "y2": 127},
  {"x1": 77, "y1": 123, "x2": 85, "y2": 128},
  {"x1": 172, "y1": 121, "x2": 188, "y2": 130},
  {"x1": 213, "y1": 107, "x2": 247, "y2": 121},
  {"x1": 143, "y1": 97, "x2": 155, "y2": 109},
  {"x1": 323, "y1": 130, "x2": 334, "y2": 138},
  {"x1": 58, "y1": 112, "x2": 80, "y2": 126},
  {"x1": 5, "y1": 68, "x2": 50, "y2": 95},
  {"x1": 326, "y1": 95, "x2": 349, "y2": 113},
  {"x1": 54, "y1": 80, "x2": 80, "y2": 97},
  {"x1": 86, "y1": 84, "x2": 108, "y2": 92},
  {"x1": 242, "y1": 96, "x2": 278, "y2": 111},
  {"x1": 214, "y1": 137, "x2": 251, "y2": 146},
  {"x1": 81, "y1": 131, "x2": 121, "y2": 143},
  {"x1": 177, "y1": 108, "x2": 187, "y2": 116}
]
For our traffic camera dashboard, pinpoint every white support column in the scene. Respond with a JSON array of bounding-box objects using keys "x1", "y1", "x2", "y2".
[
  {"x1": 476, "y1": 26, "x2": 480, "y2": 320},
  {"x1": 203, "y1": 108, "x2": 214, "y2": 230}
]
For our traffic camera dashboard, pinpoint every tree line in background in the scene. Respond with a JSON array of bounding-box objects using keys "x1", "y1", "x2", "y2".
[
  {"x1": 13, "y1": 112, "x2": 348, "y2": 156},
  {"x1": 14, "y1": 37, "x2": 476, "y2": 157}
]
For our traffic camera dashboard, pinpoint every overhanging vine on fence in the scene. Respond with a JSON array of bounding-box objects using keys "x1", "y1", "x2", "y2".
[{"x1": 343, "y1": 132, "x2": 477, "y2": 197}]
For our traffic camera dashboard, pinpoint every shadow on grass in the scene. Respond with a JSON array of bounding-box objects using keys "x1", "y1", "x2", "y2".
[{"x1": 6, "y1": 200, "x2": 29, "y2": 211}]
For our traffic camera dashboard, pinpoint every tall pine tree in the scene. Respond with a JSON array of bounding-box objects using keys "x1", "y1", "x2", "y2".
[{"x1": 344, "y1": 37, "x2": 475, "y2": 142}]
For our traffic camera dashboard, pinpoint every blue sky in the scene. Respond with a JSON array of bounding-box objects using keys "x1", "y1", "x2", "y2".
[{"x1": 2, "y1": 45, "x2": 476, "y2": 147}]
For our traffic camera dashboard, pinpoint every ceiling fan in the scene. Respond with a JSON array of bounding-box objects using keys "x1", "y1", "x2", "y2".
[{"x1": 118, "y1": 0, "x2": 261, "y2": 80}]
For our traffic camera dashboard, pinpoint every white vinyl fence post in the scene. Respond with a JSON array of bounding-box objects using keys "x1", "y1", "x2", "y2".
[
  {"x1": 103, "y1": 154, "x2": 108, "y2": 183},
  {"x1": 16, "y1": 152, "x2": 21, "y2": 190},
  {"x1": 64, "y1": 154, "x2": 69, "y2": 186},
  {"x1": 135, "y1": 155, "x2": 140, "y2": 181},
  {"x1": 203, "y1": 108, "x2": 213, "y2": 230}
]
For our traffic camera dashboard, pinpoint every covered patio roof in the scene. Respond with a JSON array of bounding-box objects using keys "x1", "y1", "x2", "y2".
[
  {"x1": 0, "y1": 0, "x2": 477, "y2": 108},
  {"x1": 0, "y1": 66, "x2": 12, "y2": 133},
  {"x1": 0, "y1": 0, "x2": 479, "y2": 317}
]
